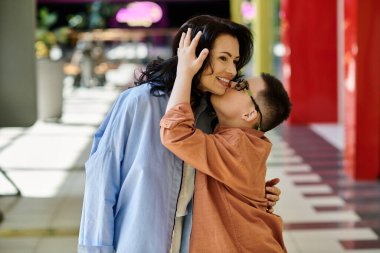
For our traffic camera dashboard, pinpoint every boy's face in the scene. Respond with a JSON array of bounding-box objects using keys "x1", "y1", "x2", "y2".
[{"x1": 210, "y1": 76, "x2": 266, "y2": 126}]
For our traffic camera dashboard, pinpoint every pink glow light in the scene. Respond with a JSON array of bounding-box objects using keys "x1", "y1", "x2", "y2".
[
  {"x1": 241, "y1": 1, "x2": 256, "y2": 21},
  {"x1": 116, "y1": 1, "x2": 163, "y2": 27}
]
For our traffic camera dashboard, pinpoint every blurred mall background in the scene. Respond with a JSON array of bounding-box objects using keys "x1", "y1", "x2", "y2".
[{"x1": 0, "y1": 0, "x2": 379, "y2": 252}]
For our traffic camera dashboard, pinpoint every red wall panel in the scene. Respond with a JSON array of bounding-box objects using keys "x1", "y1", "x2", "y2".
[
  {"x1": 344, "y1": 0, "x2": 380, "y2": 180},
  {"x1": 343, "y1": 0, "x2": 357, "y2": 178},
  {"x1": 281, "y1": 0, "x2": 338, "y2": 124}
]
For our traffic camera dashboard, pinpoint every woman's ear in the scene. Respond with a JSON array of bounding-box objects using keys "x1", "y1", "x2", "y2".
[{"x1": 241, "y1": 108, "x2": 258, "y2": 123}]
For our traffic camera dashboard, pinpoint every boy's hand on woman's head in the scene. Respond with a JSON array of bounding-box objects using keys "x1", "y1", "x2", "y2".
[
  {"x1": 265, "y1": 178, "x2": 281, "y2": 213},
  {"x1": 176, "y1": 28, "x2": 209, "y2": 79}
]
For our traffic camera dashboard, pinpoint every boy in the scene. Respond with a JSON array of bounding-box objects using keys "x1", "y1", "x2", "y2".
[{"x1": 160, "y1": 30, "x2": 291, "y2": 252}]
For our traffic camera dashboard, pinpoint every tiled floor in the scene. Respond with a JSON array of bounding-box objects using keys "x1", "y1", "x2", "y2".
[
  {"x1": 0, "y1": 86, "x2": 120, "y2": 253},
  {"x1": 266, "y1": 126, "x2": 380, "y2": 253},
  {"x1": 1, "y1": 86, "x2": 379, "y2": 252}
]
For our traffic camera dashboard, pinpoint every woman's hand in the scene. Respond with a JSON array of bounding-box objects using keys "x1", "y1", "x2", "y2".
[
  {"x1": 176, "y1": 28, "x2": 209, "y2": 79},
  {"x1": 265, "y1": 178, "x2": 282, "y2": 213}
]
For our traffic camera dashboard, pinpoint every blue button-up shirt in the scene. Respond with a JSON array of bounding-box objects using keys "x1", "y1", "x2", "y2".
[{"x1": 78, "y1": 83, "x2": 211, "y2": 253}]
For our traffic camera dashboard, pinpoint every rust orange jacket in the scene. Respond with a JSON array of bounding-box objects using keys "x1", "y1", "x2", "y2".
[{"x1": 160, "y1": 103, "x2": 286, "y2": 253}]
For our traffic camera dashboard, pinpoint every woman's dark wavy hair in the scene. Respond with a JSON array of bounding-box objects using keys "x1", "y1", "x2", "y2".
[{"x1": 135, "y1": 15, "x2": 253, "y2": 108}]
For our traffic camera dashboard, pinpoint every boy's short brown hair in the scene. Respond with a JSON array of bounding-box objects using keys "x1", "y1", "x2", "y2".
[{"x1": 256, "y1": 73, "x2": 292, "y2": 132}]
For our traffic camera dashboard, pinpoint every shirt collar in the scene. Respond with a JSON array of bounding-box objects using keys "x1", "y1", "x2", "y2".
[{"x1": 215, "y1": 125, "x2": 265, "y2": 138}]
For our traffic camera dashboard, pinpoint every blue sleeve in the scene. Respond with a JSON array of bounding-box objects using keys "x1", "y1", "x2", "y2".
[{"x1": 78, "y1": 91, "x2": 136, "y2": 252}]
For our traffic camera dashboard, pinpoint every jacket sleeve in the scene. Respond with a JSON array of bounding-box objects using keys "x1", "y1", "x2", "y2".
[
  {"x1": 78, "y1": 92, "x2": 136, "y2": 253},
  {"x1": 160, "y1": 103, "x2": 255, "y2": 194}
]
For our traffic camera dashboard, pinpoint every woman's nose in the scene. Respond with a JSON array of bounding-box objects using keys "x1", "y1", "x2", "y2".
[{"x1": 226, "y1": 63, "x2": 237, "y2": 76}]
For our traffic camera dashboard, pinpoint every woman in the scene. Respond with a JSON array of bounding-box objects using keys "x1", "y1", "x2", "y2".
[{"x1": 78, "y1": 15, "x2": 281, "y2": 253}]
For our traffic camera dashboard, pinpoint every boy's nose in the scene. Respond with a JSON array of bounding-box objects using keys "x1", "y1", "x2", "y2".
[{"x1": 229, "y1": 80, "x2": 239, "y2": 89}]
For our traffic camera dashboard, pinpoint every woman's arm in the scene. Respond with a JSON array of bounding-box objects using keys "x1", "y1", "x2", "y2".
[{"x1": 78, "y1": 92, "x2": 135, "y2": 252}]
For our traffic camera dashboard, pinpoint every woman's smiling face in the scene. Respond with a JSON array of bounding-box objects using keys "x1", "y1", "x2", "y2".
[{"x1": 198, "y1": 34, "x2": 240, "y2": 95}]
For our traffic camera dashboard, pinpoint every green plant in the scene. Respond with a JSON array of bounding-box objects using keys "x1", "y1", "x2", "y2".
[{"x1": 35, "y1": 7, "x2": 71, "y2": 59}]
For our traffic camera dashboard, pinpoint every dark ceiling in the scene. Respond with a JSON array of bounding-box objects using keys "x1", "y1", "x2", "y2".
[
  {"x1": 38, "y1": 0, "x2": 226, "y2": 2},
  {"x1": 37, "y1": 0, "x2": 230, "y2": 28}
]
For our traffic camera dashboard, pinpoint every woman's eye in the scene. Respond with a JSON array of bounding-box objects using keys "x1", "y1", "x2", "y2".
[
  {"x1": 233, "y1": 61, "x2": 239, "y2": 65},
  {"x1": 219, "y1": 56, "x2": 227, "y2": 61}
]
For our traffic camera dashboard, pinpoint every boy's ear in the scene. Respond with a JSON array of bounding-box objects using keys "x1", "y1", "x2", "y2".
[{"x1": 241, "y1": 108, "x2": 258, "y2": 123}]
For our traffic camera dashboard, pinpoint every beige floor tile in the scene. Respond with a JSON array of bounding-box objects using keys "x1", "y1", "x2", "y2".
[
  {"x1": 34, "y1": 237, "x2": 78, "y2": 253},
  {"x1": 0, "y1": 238, "x2": 39, "y2": 251}
]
